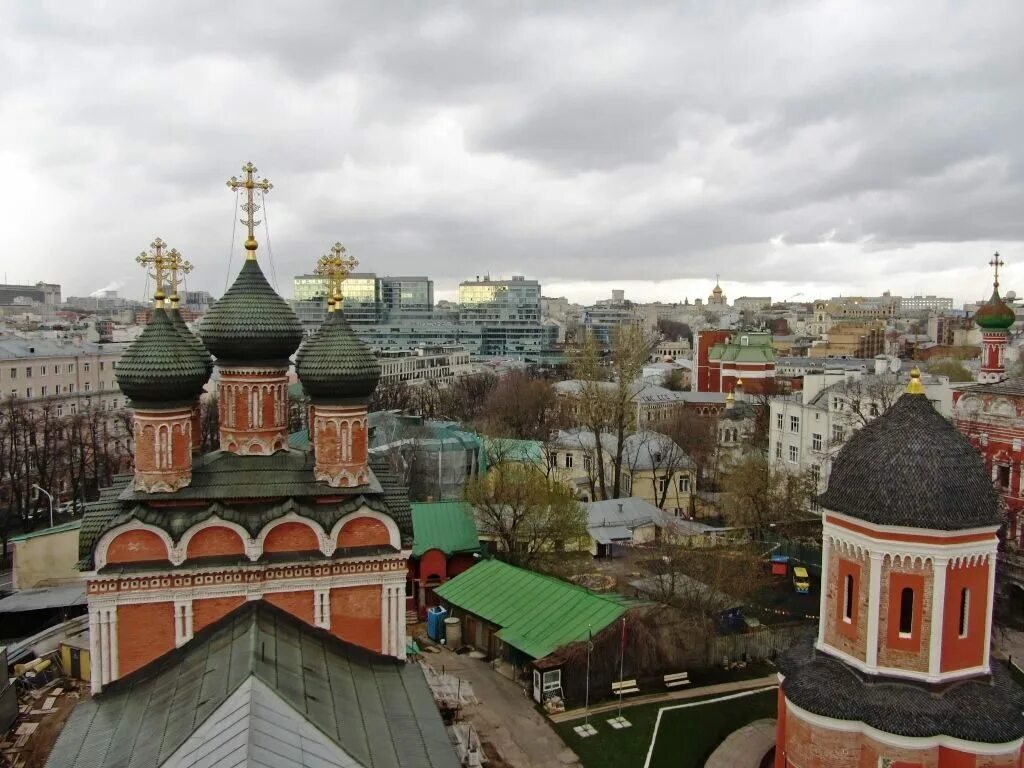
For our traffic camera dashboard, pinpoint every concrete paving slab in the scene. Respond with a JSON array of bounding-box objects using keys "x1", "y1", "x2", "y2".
[{"x1": 704, "y1": 718, "x2": 777, "y2": 768}]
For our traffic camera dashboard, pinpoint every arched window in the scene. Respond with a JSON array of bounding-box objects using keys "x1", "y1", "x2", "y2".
[
  {"x1": 899, "y1": 587, "x2": 914, "y2": 636},
  {"x1": 958, "y1": 588, "x2": 970, "y2": 638},
  {"x1": 843, "y1": 574, "x2": 854, "y2": 622}
]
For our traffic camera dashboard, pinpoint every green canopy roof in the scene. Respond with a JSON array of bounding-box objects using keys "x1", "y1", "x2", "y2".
[
  {"x1": 435, "y1": 559, "x2": 629, "y2": 659},
  {"x1": 411, "y1": 502, "x2": 480, "y2": 557}
]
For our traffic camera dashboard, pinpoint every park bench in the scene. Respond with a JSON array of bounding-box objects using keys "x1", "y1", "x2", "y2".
[
  {"x1": 663, "y1": 671, "x2": 691, "y2": 688},
  {"x1": 611, "y1": 679, "x2": 640, "y2": 695}
]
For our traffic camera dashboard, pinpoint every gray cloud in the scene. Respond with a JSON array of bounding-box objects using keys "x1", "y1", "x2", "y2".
[{"x1": 1, "y1": 1, "x2": 1023, "y2": 303}]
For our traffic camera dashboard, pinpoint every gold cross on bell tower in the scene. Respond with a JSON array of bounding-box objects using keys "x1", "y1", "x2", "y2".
[
  {"x1": 136, "y1": 237, "x2": 171, "y2": 308},
  {"x1": 990, "y1": 252, "x2": 1004, "y2": 291},
  {"x1": 226, "y1": 162, "x2": 273, "y2": 259},
  {"x1": 314, "y1": 242, "x2": 359, "y2": 312},
  {"x1": 165, "y1": 248, "x2": 193, "y2": 305}
]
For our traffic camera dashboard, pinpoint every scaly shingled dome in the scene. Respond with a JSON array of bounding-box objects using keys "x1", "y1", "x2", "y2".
[
  {"x1": 198, "y1": 259, "x2": 302, "y2": 363},
  {"x1": 974, "y1": 289, "x2": 1016, "y2": 331},
  {"x1": 816, "y1": 391, "x2": 1003, "y2": 530},
  {"x1": 295, "y1": 310, "x2": 380, "y2": 403},
  {"x1": 169, "y1": 304, "x2": 213, "y2": 375},
  {"x1": 115, "y1": 308, "x2": 211, "y2": 407}
]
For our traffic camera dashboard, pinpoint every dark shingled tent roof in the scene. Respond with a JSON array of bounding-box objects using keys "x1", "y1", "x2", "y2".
[
  {"x1": 816, "y1": 392, "x2": 1003, "y2": 530},
  {"x1": 296, "y1": 309, "x2": 381, "y2": 403},
  {"x1": 114, "y1": 308, "x2": 210, "y2": 406}
]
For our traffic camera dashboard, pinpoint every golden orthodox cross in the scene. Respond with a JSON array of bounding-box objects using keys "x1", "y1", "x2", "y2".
[
  {"x1": 315, "y1": 242, "x2": 359, "y2": 310},
  {"x1": 136, "y1": 237, "x2": 170, "y2": 307},
  {"x1": 165, "y1": 248, "x2": 193, "y2": 304},
  {"x1": 226, "y1": 162, "x2": 273, "y2": 259}
]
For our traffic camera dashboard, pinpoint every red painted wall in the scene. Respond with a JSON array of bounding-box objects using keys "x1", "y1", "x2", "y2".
[
  {"x1": 186, "y1": 526, "x2": 246, "y2": 560},
  {"x1": 193, "y1": 596, "x2": 247, "y2": 633},
  {"x1": 263, "y1": 590, "x2": 314, "y2": 625},
  {"x1": 337, "y1": 516, "x2": 391, "y2": 549},
  {"x1": 118, "y1": 601, "x2": 176, "y2": 676},
  {"x1": 330, "y1": 585, "x2": 382, "y2": 652},
  {"x1": 940, "y1": 561, "x2": 990, "y2": 672},
  {"x1": 836, "y1": 558, "x2": 862, "y2": 639},
  {"x1": 106, "y1": 530, "x2": 169, "y2": 565},
  {"x1": 886, "y1": 572, "x2": 925, "y2": 653},
  {"x1": 263, "y1": 522, "x2": 320, "y2": 554}
]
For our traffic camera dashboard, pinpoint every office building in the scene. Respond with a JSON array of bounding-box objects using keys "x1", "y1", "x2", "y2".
[{"x1": 0, "y1": 281, "x2": 61, "y2": 307}]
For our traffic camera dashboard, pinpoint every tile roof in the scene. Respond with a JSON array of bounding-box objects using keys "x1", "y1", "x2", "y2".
[
  {"x1": 44, "y1": 601, "x2": 460, "y2": 768},
  {"x1": 954, "y1": 377, "x2": 1024, "y2": 397},
  {"x1": 295, "y1": 310, "x2": 381, "y2": 403},
  {"x1": 779, "y1": 635, "x2": 1024, "y2": 744},
  {"x1": 434, "y1": 559, "x2": 629, "y2": 659},
  {"x1": 410, "y1": 502, "x2": 481, "y2": 558},
  {"x1": 817, "y1": 392, "x2": 1003, "y2": 530}
]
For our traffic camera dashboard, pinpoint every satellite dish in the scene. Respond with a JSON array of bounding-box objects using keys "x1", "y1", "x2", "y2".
[{"x1": 889, "y1": 358, "x2": 902, "y2": 373}]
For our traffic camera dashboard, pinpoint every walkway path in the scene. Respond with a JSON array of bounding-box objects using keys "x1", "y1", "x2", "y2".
[
  {"x1": 421, "y1": 649, "x2": 581, "y2": 768},
  {"x1": 704, "y1": 718, "x2": 777, "y2": 768},
  {"x1": 549, "y1": 675, "x2": 779, "y2": 723}
]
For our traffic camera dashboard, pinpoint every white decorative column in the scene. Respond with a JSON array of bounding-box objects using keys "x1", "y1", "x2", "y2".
[
  {"x1": 89, "y1": 607, "x2": 103, "y2": 692},
  {"x1": 397, "y1": 583, "x2": 408, "y2": 660},
  {"x1": 108, "y1": 606, "x2": 119, "y2": 682},
  {"x1": 816, "y1": 534, "x2": 832, "y2": 647},
  {"x1": 928, "y1": 557, "x2": 948, "y2": 676},
  {"x1": 984, "y1": 552, "x2": 997, "y2": 669},
  {"x1": 381, "y1": 585, "x2": 391, "y2": 656},
  {"x1": 865, "y1": 552, "x2": 884, "y2": 668}
]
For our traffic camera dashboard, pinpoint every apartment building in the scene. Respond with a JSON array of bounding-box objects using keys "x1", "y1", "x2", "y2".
[
  {"x1": 768, "y1": 368, "x2": 952, "y2": 496},
  {"x1": 0, "y1": 337, "x2": 129, "y2": 414},
  {"x1": 376, "y1": 344, "x2": 473, "y2": 387}
]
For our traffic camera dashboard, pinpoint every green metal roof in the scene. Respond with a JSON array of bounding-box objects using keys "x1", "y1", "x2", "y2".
[
  {"x1": 482, "y1": 437, "x2": 543, "y2": 470},
  {"x1": 411, "y1": 502, "x2": 480, "y2": 557},
  {"x1": 45, "y1": 601, "x2": 460, "y2": 768},
  {"x1": 9, "y1": 520, "x2": 80, "y2": 542},
  {"x1": 435, "y1": 559, "x2": 628, "y2": 659}
]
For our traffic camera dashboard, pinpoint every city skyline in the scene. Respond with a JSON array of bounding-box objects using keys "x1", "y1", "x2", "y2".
[{"x1": 2, "y1": 3, "x2": 1023, "y2": 305}]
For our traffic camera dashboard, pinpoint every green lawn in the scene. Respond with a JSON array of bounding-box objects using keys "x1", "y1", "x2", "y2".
[{"x1": 554, "y1": 689, "x2": 777, "y2": 768}]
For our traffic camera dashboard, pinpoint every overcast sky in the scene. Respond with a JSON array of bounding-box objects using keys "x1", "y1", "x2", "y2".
[{"x1": 1, "y1": 1, "x2": 1022, "y2": 306}]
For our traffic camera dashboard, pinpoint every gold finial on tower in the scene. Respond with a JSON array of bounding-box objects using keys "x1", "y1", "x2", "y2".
[
  {"x1": 136, "y1": 237, "x2": 170, "y2": 308},
  {"x1": 906, "y1": 367, "x2": 925, "y2": 395},
  {"x1": 226, "y1": 162, "x2": 273, "y2": 259},
  {"x1": 990, "y1": 252, "x2": 1004, "y2": 291},
  {"x1": 314, "y1": 242, "x2": 359, "y2": 312},
  {"x1": 164, "y1": 248, "x2": 193, "y2": 307}
]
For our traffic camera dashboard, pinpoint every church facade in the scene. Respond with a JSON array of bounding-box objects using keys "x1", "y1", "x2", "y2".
[
  {"x1": 775, "y1": 371, "x2": 1024, "y2": 767},
  {"x1": 78, "y1": 165, "x2": 411, "y2": 691}
]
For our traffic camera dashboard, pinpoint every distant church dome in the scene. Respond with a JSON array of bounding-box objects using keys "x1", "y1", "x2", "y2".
[
  {"x1": 199, "y1": 259, "x2": 303, "y2": 363},
  {"x1": 975, "y1": 288, "x2": 1016, "y2": 331}
]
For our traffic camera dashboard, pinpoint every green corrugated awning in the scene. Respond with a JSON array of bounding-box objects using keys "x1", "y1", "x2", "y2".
[
  {"x1": 434, "y1": 559, "x2": 628, "y2": 659},
  {"x1": 411, "y1": 502, "x2": 480, "y2": 558}
]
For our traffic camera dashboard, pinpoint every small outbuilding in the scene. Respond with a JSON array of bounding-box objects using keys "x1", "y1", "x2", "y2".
[{"x1": 409, "y1": 501, "x2": 481, "y2": 618}]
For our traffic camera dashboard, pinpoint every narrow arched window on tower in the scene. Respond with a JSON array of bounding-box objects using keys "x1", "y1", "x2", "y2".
[
  {"x1": 843, "y1": 574, "x2": 854, "y2": 622},
  {"x1": 958, "y1": 588, "x2": 970, "y2": 638},
  {"x1": 899, "y1": 587, "x2": 914, "y2": 636}
]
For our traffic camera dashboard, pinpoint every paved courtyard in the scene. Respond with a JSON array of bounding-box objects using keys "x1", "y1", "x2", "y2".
[{"x1": 422, "y1": 649, "x2": 581, "y2": 768}]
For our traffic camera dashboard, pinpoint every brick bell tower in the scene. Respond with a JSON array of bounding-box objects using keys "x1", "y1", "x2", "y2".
[
  {"x1": 295, "y1": 243, "x2": 381, "y2": 487},
  {"x1": 974, "y1": 252, "x2": 1015, "y2": 384},
  {"x1": 116, "y1": 239, "x2": 211, "y2": 492},
  {"x1": 198, "y1": 163, "x2": 303, "y2": 455},
  {"x1": 775, "y1": 371, "x2": 1024, "y2": 768}
]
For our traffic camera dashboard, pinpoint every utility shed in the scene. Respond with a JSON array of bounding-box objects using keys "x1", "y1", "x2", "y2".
[
  {"x1": 45, "y1": 601, "x2": 460, "y2": 768},
  {"x1": 409, "y1": 502, "x2": 481, "y2": 618},
  {"x1": 435, "y1": 559, "x2": 628, "y2": 660}
]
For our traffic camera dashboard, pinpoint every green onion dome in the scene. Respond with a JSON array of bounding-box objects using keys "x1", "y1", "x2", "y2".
[
  {"x1": 198, "y1": 259, "x2": 303, "y2": 364},
  {"x1": 295, "y1": 309, "x2": 381, "y2": 403},
  {"x1": 169, "y1": 300, "x2": 213, "y2": 375},
  {"x1": 975, "y1": 289, "x2": 1016, "y2": 331},
  {"x1": 115, "y1": 308, "x2": 211, "y2": 407}
]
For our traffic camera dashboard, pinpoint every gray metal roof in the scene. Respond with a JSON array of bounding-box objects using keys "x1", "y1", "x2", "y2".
[
  {"x1": 584, "y1": 498, "x2": 668, "y2": 531},
  {"x1": 0, "y1": 583, "x2": 86, "y2": 613},
  {"x1": 0, "y1": 337, "x2": 128, "y2": 360},
  {"x1": 45, "y1": 602, "x2": 460, "y2": 768}
]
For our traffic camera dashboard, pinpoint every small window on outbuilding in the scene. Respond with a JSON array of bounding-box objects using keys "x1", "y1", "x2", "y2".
[{"x1": 899, "y1": 587, "x2": 914, "y2": 636}]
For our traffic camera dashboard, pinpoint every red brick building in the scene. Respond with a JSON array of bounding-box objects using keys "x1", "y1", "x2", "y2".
[
  {"x1": 81, "y1": 226, "x2": 411, "y2": 690},
  {"x1": 775, "y1": 373, "x2": 1023, "y2": 767},
  {"x1": 694, "y1": 329, "x2": 776, "y2": 393}
]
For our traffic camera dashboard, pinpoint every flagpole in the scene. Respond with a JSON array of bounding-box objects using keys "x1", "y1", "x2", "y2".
[
  {"x1": 617, "y1": 616, "x2": 626, "y2": 718},
  {"x1": 584, "y1": 625, "x2": 592, "y2": 727}
]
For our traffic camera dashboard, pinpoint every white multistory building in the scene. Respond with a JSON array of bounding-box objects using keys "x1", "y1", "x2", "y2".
[{"x1": 769, "y1": 361, "x2": 953, "y2": 497}]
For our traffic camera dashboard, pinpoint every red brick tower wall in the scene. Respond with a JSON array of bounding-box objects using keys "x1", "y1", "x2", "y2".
[
  {"x1": 217, "y1": 368, "x2": 291, "y2": 455},
  {"x1": 132, "y1": 407, "x2": 194, "y2": 493},
  {"x1": 311, "y1": 404, "x2": 370, "y2": 487}
]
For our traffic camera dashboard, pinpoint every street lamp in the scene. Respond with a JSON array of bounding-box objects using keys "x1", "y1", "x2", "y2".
[{"x1": 31, "y1": 484, "x2": 54, "y2": 528}]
